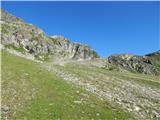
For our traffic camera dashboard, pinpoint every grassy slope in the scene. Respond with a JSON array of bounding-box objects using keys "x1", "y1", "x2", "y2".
[
  {"x1": 56, "y1": 62, "x2": 160, "y2": 96},
  {"x1": 51, "y1": 62, "x2": 160, "y2": 119},
  {"x1": 2, "y1": 51, "x2": 134, "y2": 120},
  {"x1": 54, "y1": 62, "x2": 160, "y2": 90}
]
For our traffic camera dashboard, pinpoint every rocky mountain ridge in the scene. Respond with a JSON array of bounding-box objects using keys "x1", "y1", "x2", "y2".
[
  {"x1": 1, "y1": 9, "x2": 99, "y2": 61},
  {"x1": 1, "y1": 9, "x2": 160, "y2": 75}
]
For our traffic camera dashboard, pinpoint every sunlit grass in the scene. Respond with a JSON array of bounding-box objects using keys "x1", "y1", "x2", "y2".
[{"x1": 2, "y1": 51, "x2": 134, "y2": 120}]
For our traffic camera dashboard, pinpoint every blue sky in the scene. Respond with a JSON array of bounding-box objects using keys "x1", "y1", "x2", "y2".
[{"x1": 2, "y1": 1, "x2": 160, "y2": 57}]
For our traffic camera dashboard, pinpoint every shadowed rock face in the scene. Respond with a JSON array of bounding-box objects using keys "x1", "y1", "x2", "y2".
[
  {"x1": 146, "y1": 50, "x2": 160, "y2": 67},
  {"x1": 107, "y1": 54, "x2": 159, "y2": 75},
  {"x1": 1, "y1": 9, "x2": 99, "y2": 61}
]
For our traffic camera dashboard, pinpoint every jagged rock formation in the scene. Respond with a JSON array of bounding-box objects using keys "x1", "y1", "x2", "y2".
[
  {"x1": 50, "y1": 35, "x2": 99, "y2": 60},
  {"x1": 106, "y1": 54, "x2": 159, "y2": 75},
  {"x1": 0, "y1": 9, "x2": 99, "y2": 61}
]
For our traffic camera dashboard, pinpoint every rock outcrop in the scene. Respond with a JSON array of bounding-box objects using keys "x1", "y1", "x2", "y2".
[
  {"x1": 107, "y1": 54, "x2": 159, "y2": 75},
  {"x1": 50, "y1": 35, "x2": 99, "y2": 60},
  {"x1": 0, "y1": 9, "x2": 99, "y2": 61}
]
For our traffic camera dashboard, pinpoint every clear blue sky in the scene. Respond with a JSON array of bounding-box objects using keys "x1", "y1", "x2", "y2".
[{"x1": 2, "y1": 1, "x2": 160, "y2": 57}]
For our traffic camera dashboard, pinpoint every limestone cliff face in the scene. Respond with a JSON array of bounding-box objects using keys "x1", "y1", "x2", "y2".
[{"x1": 1, "y1": 9, "x2": 99, "y2": 61}]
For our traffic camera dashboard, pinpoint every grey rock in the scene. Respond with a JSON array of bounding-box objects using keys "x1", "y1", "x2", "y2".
[
  {"x1": 1, "y1": 105, "x2": 10, "y2": 113},
  {"x1": 1, "y1": 9, "x2": 99, "y2": 61},
  {"x1": 107, "y1": 54, "x2": 158, "y2": 75},
  {"x1": 0, "y1": 9, "x2": 23, "y2": 23}
]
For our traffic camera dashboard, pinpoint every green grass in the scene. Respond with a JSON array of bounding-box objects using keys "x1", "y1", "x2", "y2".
[
  {"x1": 2, "y1": 51, "x2": 134, "y2": 120},
  {"x1": 50, "y1": 62, "x2": 160, "y2": 119},
  {"x1": 54, "y1": 62, "x2": 160, "y2": 90},
  {"x1": 4, "y1": 44, "x2": 26, "y2": 53}
]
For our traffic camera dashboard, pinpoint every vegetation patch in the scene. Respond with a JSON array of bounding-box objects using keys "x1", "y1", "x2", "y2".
[
  {"x1": 5, "y1": 44, "x2": 26, "y2": 53},
  {"x1": 1, "y1": 23, "x2": 11, "y2": 33},
  {"x1": 35, "y1": 53, "x2": 51, "y2": 61}
]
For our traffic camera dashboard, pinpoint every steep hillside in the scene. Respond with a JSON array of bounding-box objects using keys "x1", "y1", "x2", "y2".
[
  {"x1": 0, "y1": 9, "x2": 99, "y2": 61},
  {"x1": 2, "y1": 49, "x2": 160, "y2": 120}
]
